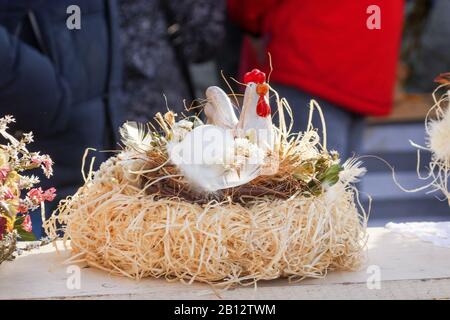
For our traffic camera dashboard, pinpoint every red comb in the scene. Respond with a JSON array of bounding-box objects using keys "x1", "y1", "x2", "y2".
[{"x1": 244, "y1": 69, "x2": 266, "y2": 84}]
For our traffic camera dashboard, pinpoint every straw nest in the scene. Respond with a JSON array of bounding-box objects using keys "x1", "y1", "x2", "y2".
[{"x1": 45, "y1": 95, "x2": 368, "y2": 286}]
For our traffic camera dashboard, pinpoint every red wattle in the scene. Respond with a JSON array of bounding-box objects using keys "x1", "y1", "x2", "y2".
[{"x1": 256, "y1": 96, "x2": 271, "y2": 117}]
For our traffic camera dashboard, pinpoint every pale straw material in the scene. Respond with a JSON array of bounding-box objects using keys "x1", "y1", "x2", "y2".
[
  {"x1": 45, "y1": 152, "x2": 367, "y2": 286},
  {"x1": 404, "y1": 86, "x2": 450, "y2": 205},
  {"x1": 45, "y1": 97, "x2": 368, "y2": 286}
]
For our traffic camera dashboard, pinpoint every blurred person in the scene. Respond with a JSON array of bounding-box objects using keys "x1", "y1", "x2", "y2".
[
  {"x1": 402, "y1": 0, "x2": 450, "y2": 92},
  {"x1": 0, "y1": 0, "x2": 124, "y2": 238},
  {"x1": 215, "y1": 18, "x2": 244, "y2": 93},
  {"x1": 119, "y1": 0, "x2": 225, "y2": 122},
  {"x1": 228, "y1": 0, "x2": 405, "y2": 159}
]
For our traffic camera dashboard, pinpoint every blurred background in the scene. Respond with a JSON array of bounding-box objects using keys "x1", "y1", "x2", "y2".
[
  {"x1": 0, "y1": 0, "x2": 448, "y2": 237},
  {"x1": 194, "y1": 0, "x2": 450, "y2": 226}
]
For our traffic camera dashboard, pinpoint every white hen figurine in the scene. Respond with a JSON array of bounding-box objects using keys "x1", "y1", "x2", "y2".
[
  {"x1": 237, "y1": 81, "x2": 274, "y2": 151},
  {"x1": 168, "y1": 69, "x2": 275, "y2": 192}
]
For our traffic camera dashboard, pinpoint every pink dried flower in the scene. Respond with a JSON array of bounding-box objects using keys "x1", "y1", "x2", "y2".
[
  {"x1": 3, "y1": 188, "x2": 15, "y2": 201},
  {"x1": 27, "y1": 187, "x2": 45, "y2": 203},
  {"x1": 42, "y1": 158, "x2": 52, "y2": 170},
  {"x1": 31, "y1": 155, "x2": 54, "y2": 178},
  {"x1": 27, "y1": 187, "x2": 56, "y2": 204},
  {"x1": 17, "y1": 203, "x2": 29, "y2": 214},
  {"x1": 0, "y1": 167, "x2": 10, "y2": 183},
  {"x1": 31, "y1": 157, "x2": 41, "y2": 165},
  {"x1": 0, "y1": 216, "x2": 6, "y2": 240},
  {"x1": 42, "y1": 158, "x2": 54, "y2": 177},
  {"x1": 21, "y1": 215, "x2": 32, "y2": 233},
  {"x1": 43, "y1": 187, "x2": 56, "y2": 202}
]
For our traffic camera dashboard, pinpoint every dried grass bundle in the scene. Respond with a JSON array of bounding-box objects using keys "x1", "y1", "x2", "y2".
[{"x1": 45, "y1": 92, "x2": 368, "y2": 286}]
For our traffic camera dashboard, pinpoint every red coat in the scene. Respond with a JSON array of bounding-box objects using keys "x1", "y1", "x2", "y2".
[{"x1": 228, "y1": 0, "x2": 405, "y2": 116}]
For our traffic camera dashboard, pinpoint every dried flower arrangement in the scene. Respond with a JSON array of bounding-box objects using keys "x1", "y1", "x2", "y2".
[
  {"x1": 45, "y1": 70, "x2": 368, "y2": 286},
  {"x1": 405, "y1": 74, "x2": 450, "y2": 205},
  {"x1": 0, "y1": 116, "x2": 55, "y2": 264}
]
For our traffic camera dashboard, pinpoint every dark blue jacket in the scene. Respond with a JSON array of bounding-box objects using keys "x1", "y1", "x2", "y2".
[{"x1": 0, "y1": 0, "x2": 124, "y2": 236}]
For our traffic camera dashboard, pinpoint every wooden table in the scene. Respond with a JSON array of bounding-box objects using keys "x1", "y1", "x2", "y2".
[{"x1": 1, "y1": 227, "x2": 449, "y2": 300}]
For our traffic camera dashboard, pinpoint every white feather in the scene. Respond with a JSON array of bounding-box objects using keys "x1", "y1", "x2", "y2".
[
  {"x1": 120, "y1": 122, "x2": 153, "y2": 152},
  {"x1": 204, "y1": 86, "x2": 239, "y2": 129},
  {"x1": 340, "y1": 158, "x2": 367, "y2": 185}
]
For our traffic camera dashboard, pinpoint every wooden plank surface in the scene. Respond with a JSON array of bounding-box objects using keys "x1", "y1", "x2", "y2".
[
  {"x1": 1, "y1": 227, "x2": 450, "y2": 300},
  {"x1": 368, "y1": 94, "x2": 434, "y2": 124}
]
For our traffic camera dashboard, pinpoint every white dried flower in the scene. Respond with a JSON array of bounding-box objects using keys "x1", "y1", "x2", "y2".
[
  {"x1": 22, "y1": 132, "x2": 34, "y2": 144},
  {"x1": 233, "y1": 138, "x2": 265, "y2": 166},
  {"x1": 119, "y1": 122, "x2": 153, "y2": 152},
  {"x1": 427, "y1": 106, "x2": 450, "y2": 163},
  {"x1": 0, "y1": 115, "x2": 15, "y2": 132},
  {"x1": 171, "y1": 120, "x2": 194, "y2": 143},
  {"x1": 339, "y1": 158, "x2": 367, "y2": 185},
  {"x1": 175, "y1": 119, "x2": 193, "y2": 130},
  {"x1": 296, "y1": 131, "x2": 321, "y2": 160},
  {"x1": 19, "y1": 175, "x2": 40, "y2": 190}
]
